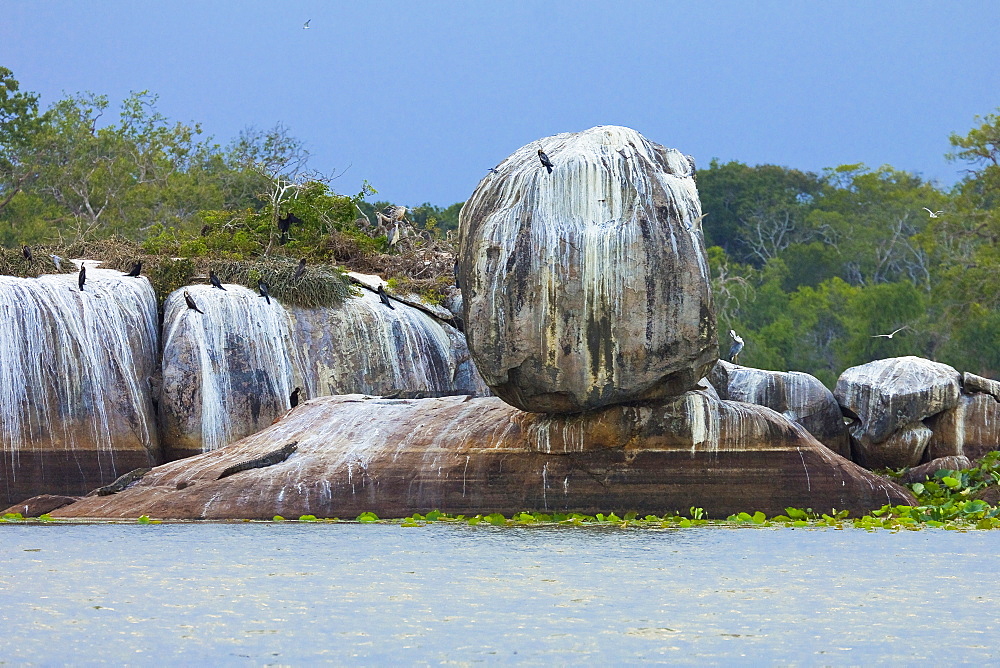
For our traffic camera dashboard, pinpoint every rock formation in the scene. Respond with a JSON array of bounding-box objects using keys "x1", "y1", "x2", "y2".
[
  {"x1": 835, "y1": 356, "x2": 962, "y2": 468},
  {"x1": 925, "y1": 392, "x2": 1000, "y2": 463},
  {"x1": 459, "y1": 126, "x2": 716, "y2": 413},
  {"x1": 708, "y1": 361, "x2": 850, "y2": 457},
  {"x1": 0, "y1": 269, "x2": 161, "y2": 505},
  {"x1": 159, "y1": 284, "x2": 488, "y2": 459},
  {"x1": 53, "y1": 391, "x2": 913, "y2": 521}
]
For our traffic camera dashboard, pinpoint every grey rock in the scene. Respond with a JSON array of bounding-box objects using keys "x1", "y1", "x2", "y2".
[
  {"x1": 855, "y1": 422, "x2": 933, "y2": 469},
  {"x1": 963, "y1": 372, "x2": 1000, "y2": 402},
  {"x1": 899, "y1": 456, "x2": 973, "y2": 484},
  {"x1": 459, "y1": 125, "x2": 716, "y2": 413},
  {"x1": 708, "y1": 361, "x2": 850, "y2": 457},
  {"x1": 925, "y1": 393, "x2": 1000, "y2": 463},
  {"x1": 835, "y1": 356, "x2": 961, "y2": 465}
]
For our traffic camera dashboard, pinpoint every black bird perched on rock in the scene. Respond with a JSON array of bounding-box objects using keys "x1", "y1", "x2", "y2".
[
  {"x1": 277, "y1": 212, "x2": 301, "y2": 245},
  {"x1": 22, "y1": 246, "x2": 32, "y2": 262},
  {"x1": 289, "y1": 387, "x2": 301, "y2": 408},
  {"x1": 537, "y1": 148, "x2": 554, "y2": 174},
  {"x1": 728, "y1": 329, "x2": 745, "y2": 364},
  {"x1": 209, "y1": 270, "x2": 226, "y2": 290},
  {"x1": 78, "y1": 265, "x2": 86, "y2": 291},
  {"x1": 125, "y1": 261, "x2": 142, "y2": 277},
  {"x1": 258, "y1": 279, "x2": 271, "y2": 304},
  {"x1": 184, "y1": 290, "x2": 204, "y2": 314},
  {"x1": 293, "y1": 258, "x2": 306, "y2": 280},
  {"x1": 377, "y1": 284, "x2": 394, "y2": 310}
]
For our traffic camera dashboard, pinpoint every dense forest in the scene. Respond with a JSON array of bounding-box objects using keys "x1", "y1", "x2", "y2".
[{"x1": 2, "y1": 66, "x2": 999, "y2": 386}]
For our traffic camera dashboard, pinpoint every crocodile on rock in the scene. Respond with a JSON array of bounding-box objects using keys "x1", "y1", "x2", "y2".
[
  {"x1": 88, "y1": 468, "x2": 152, "y2": 496},
  {"x1": 217, "y1": 441, "x2": 298, "y2": 480}
]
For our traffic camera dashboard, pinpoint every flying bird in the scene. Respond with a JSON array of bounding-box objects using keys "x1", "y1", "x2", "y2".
[
  {"x1": 687, "y1": 212, "x2": 708, "y2": 231},
  {"x1": 22, "y1": 246, "x2": 32, "y2": 262},
  {"x1": 377, "y1": 285, "x2": 395, "y2": 310},
  {"x1": 487, "y1": 167, "x2": 500, "y2": 175},
  {"x1": 125, "y1": 261, "x2": 142, "y2": 277},
  {"x1": 537, "y1": 148, "x2": 554, "y2": 174},
  {"x1": 728, "y1": 329, "x2": 744, "y2": 363},
  {"x1": 922, "y1": 207, "x2": 943, "y2": 218},
  {"x1": 289, "y1": 387, "x2": 301, "y2": 408},
  {"x1": 302, "y1": 19, "x2": 311, "y2": 29},
  {"x1": 184, "y1": 290, "x2": 204, "y2": 314},
  {"x1": 258, "y1": 279, "x2": 271, "y2": 304},
  {"x1": 50, "y1": 255, "x2": 63, "y2": 271},
  {"x1": 872, "y1": 326, "x2": 909, "y2": 339},
  {"x1": 209, "y1": 270, "x2": 226, "y2": 290},
  {"x1": 293, "y1": 258, "x2": 306, "y2": 280},
  {"x1": 78, "y1": 265, "x2": 86, "y2": 291}
]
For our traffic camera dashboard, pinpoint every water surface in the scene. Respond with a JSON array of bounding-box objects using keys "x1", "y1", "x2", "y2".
[{"x1": 1, "y1": 523, "x2": 996, "y2": 664}]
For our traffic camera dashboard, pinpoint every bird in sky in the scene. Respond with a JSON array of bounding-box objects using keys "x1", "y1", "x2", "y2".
[
  {"x1": 538, "y1": 148, "x2": 554, "y2": 174},
  {"x1": 209, "y1": 270, "x2": 226, "y2": 290},
  {"x1": 303, "y1": 19, "x2": 311, "y2": 29},
  {"x1": 687, "y1": 212, "x2": 708, "y2": 231},
  {"x1": 258, "y1": 279, "x2": 271, "y2": 305},
  {"x1": 871, "y1": 325, "x2": 909, "y2": 339},
  {"x1": 487, "y1": 167, "x2": 500, "y2": 175},
  {"x1": 922, "y1": 207, "x2": 943, "y2": 218},
  {"x1": 184, "y1": 290, "x2": 204, "y2": 314},
  {"x1": 728, "y1": 329, "x2": 744, "y2": 363},
  {"x1": 377, "y1": 285, "x2": 395, "y2": 310}
]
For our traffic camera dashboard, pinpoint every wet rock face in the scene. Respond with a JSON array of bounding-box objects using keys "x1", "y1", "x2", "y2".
[
  {"x1": 925, "y1": 393, "x2": 1000, "y2": 463},
  {"x1": 159, "y1": 285, "x2": 489, "y2": 459},
  {"x1": 0, "y1": 270, "x2": 162, "y2": 505},
  {"x1": 708, "y1": 361, "x2": 850, "y2": 457},
  {"x1": 900, "y1": 456, "x2": 972, "y2": 484},
  {"x1": 459, "y1": 125, "x2": 716, "y2": 413},
  {"x1": 835, "y1": 356, "x2": 961, "y2": 468},
  {"x1": 56, "y1": 391, "x2": 913, "y2": 521}
]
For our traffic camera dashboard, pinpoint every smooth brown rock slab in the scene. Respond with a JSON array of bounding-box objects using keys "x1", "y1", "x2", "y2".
[
  {"x1": 899, "y1": 456, "x2": 972, "y2": 484},
  {"x1": 54, "y1": 393, "x2": 913, "y2": 521},
  {"x1": 459, "y1": 125, "x2": 716, "y2": 413},
  {"x1": 1, "y1": 494, "x2": 81, "y2": 517},
  {"x1": 709, "y1": 361, "x2": 850, "y2": 458},
  {"x1": 925, "y1": 393, "x2": 1000, "y2": 463},
  {"x1": 963, "y1": 372, "x2": 1000, "y2": 402}
]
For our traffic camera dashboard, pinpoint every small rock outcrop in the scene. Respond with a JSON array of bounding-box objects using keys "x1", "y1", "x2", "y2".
[
  {"x1": 835, "y1": 356, "x2": 962, "y2": 468},
  {"x1": 459, "y1": 126, "x2": 716, "y2": 413},
  {"x1": 708, "y1": 361, "x2": 850, "y2": 457},
  {"x1": 899, "y1": 456, "x2": 972, "y2": 484},
  {"x1": 54, "y1": 391, "x2": 913, "y2": 521},
  {"x1": 925, "y1": 393, "x2": 1000, "y2": 463},
  {"x1": 0, "y1": 269, "x2": 162, "y2": 506},
  {"x1": 159, "y1": 284, "x2": 488, "y2": 459}
]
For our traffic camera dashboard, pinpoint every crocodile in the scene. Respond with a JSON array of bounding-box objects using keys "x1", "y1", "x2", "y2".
[
  {"x1": 89, "y1": 467, "x2": 151, "y2": 496},
  {"x1": 217, "y1": 441, "x2": 298, "y2": 480}
]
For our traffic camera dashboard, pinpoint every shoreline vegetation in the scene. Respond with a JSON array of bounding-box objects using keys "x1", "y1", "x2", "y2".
[{"x1": 5, "y1": 451, "x2": 999, "y2": 530}]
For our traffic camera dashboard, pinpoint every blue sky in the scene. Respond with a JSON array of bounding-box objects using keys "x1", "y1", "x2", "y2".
[{"x1": 3, "y1": 1, "x2": 999, "y2": 207}]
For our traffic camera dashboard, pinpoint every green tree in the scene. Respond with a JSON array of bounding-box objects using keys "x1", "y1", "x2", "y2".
[{"x1": 0, "y1": 66, "x2": 50, "y2": 216}]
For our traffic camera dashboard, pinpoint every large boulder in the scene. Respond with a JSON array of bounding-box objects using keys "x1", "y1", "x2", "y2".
[
  {"x1": 835, "y1": 357, "x2": 961, "y2": 468},
  {"x1": 0, "y1": 268, "x2": 162, "y2": 505},
  {"x1": 459, "y1": 126, "x2": 716, "y2": 413},
  {"x1": 708, "y1": 361, "x2": 850, "y2": 457},
  {"x1": 55, "y1": 390, "x2": 913, "y2": 521},
  {"x1": 160, "y1": 284, "x2": 488, "y2": 459},
  {"x1": 925, "y1": 393, "x2": 1000, "y2": 463}
]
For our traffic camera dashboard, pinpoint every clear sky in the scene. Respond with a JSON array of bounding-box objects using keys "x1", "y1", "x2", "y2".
[{"x1": 3, "y1": 1, "x2": 999, "y2": 207}]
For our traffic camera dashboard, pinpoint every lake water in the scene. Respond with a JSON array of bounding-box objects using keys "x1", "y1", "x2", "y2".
[{"x1": 1, "y1": 523, "x2": 997, "y2": 665}]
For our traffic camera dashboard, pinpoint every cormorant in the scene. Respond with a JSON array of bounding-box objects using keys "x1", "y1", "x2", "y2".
[
  {"x1": 209, "y1": 270, "x2": 226, "y2": 290},
  {"x1": 293, "y1": 258, "x2": 306, "y2": 280},
  {"x1": 728, "y1": 329, "x2": 744, "y2": 364},
  {"x1": 277, "y1": 212, "x2": 301, "y2": 245},
  {"x1": 125, "y1": 261, "x2": 142, "y2": 277},
  {"x1": 22, "y1": 246, "x2": 32, "y2": 262},
  {"x1": 258, "y1": 279, "x2": 271, "y2": 304},
  {"x1": 184, "y1": 290, "x2": 204, "y2": 314},
  {"x1": 454, "y1": 258, "x2": 460, "y2": 289},
  {"x1": 290, "y1": 387, "x2": 301, "y2": 408},
  {"x1": 377, "y1": 284, "x2": 394, "y2": 310},
  {"x1": 78, "y1": 265, "x2": 86, "y2": 291},
  {"x1": 537, "y1": 148, "x2": 554, "y2": 174}
]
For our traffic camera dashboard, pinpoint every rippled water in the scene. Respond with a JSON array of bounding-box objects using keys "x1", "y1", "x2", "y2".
[{"x1": 1, "y1": 524, "x2": 997, "y2": 664}]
